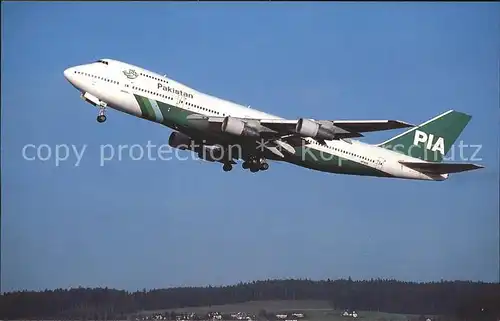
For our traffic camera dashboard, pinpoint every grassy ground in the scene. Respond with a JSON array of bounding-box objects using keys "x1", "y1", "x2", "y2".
[
  {"x1": 136, "y1": 300, "x2": 432, "y2": 321},
  {"x1": 158, "y1": 300, "x2": 332, "y2": 314}
]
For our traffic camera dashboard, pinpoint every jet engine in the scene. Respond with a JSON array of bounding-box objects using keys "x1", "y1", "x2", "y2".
[
  {"x1": 295, "y1": 119, "x2": 337, "y2": 141},
  {"x1": 221, "y1": 116, "x2": 260, "y2": 137},
  {"x1": 168, "y1": 131, "x2": 226, "y2": 163},
  {"x1": 168, "y1": 131, "x2": 194, "y2": 150}
]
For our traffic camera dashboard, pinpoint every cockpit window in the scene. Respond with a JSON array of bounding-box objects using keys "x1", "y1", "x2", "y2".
[{"x1": 96, "y1": 59, "x2": 109, "y2": 65}]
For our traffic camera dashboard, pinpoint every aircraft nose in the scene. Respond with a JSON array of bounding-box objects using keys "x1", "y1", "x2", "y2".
[
  {"x1": 63, "y1": 67, "x2": 73, "y2": 81},
  {"x1": 63, "y1": 67, "x2": 79, "y2": 89}
]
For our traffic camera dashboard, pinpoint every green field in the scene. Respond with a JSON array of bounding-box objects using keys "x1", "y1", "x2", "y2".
[{"x1": 136, "y1": 300, "x2": 433, "y2": 321}]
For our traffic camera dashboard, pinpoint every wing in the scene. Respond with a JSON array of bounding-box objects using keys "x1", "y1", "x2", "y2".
[
  {"x1": 189, "y1": 115, "x2": 414, "y2": 140},
  {"x1": 184, "y1": 115, "x2": 414, "y2": 160},
  {"x1": 260, "y1": 119, "x2": 414, "y2": 139},
  {"x1": 399, "y1": 161, "x2": 484, "y2": 174},
  {"x1": 330, "y1": 120, "x2": 415, "y2": 133}
]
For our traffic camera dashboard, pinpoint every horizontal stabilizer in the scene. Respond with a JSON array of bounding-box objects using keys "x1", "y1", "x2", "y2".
[{"x1": 399, "y1": 161, "x2": 484, "y2": 174}]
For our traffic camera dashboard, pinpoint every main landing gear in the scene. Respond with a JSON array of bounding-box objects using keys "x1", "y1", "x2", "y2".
[
  {"x1": 96, "y1": 102, "x2": 107, "y2": 123},
  {"x1": 242, "y1": 156, "x2": 269, "y2": 173},
  {"x1": 220, "y1": 156, "x2": 269, "y2": 173},
  {"x1": 222, "y1": 163, "x2": 233, "y2": 172}
]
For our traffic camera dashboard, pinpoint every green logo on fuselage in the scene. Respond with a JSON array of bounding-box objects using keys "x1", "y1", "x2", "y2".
[{"x1": 123, "y1": 69, "x2": 139, "y2": 79}]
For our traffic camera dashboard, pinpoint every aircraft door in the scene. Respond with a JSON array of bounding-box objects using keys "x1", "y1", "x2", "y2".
[
  {"x1": 122, "y1": 74, "x2": 135, "y2": 92},
  {"x1": 176, "y1": 92, "x2": 186, "y2": 110},
  {"x1": 375, "y1": 157, "x2": 386, "y2": 170}
]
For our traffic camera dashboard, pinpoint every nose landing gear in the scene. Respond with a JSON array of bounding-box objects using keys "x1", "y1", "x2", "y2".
[
  {"x1": 96, "y1": 102, "x2": 107, "y2": 123},
  {"x1": 97, "y1": 113, "x2": 107, "y2": 123}
]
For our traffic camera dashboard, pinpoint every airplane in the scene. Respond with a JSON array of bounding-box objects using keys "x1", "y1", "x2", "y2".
[{"x1": 63, "y1": 58, "x2": 484, "y2": 181}]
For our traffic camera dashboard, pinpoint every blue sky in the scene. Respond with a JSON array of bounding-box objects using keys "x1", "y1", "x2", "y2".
[{"x1": 1, "y1": 2, "x2": 499, "y2": 292}]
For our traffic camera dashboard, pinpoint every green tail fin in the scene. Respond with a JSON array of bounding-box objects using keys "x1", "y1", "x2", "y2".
[{"x1": 377, "y1": 110, "x2": 472, "y2": 162}]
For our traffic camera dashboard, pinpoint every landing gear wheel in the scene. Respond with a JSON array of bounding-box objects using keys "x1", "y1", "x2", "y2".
[
  {"x1": 242, "y1": 161, "x2": 249, "y2": 169},
  {"x1": 260, "y1": 162, "x2": 269, "y2": 171},
  {"x1": 223, "y1": 163, "x2": 233, "y2": 172},
  {"x1": 97, "y1": 114, "x2": 107, "y2": 123},
  {"x1": 250, "y1": 167, "x2": 259, "y2": 173},
  {"x1": 97, "y1": 104, "x2": 107, "y2": 123}
]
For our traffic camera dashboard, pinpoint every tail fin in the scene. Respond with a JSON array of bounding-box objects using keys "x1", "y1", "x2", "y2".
[{"x1": 377, "y1": 110, "x2": 472, "y2": 162}]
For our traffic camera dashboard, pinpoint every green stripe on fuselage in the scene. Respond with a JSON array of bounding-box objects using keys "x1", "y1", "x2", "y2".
[
  {"x1": 141, "y1": 98, "x2": 157, "y2": 121},
  {"x1": 133, "y1": 94, "x2": 146, "y2": 116},
  {"x1": 147, "y1": 98, "x2": 164, "y2": 123},
  {"x1": 133, "y1": 95, "x2": 195, "y2": 128},
  {"x1": 134, "y1": 95, "x2": 155, "y2": 120},
  {"x1": 292, "y1": 146, "x2": 393, "y2": 177},
  {"x1": 156, "y1": 100, "x2": 194, "y2": 127}
]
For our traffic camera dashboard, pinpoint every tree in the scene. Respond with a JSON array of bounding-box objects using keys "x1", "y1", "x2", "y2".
[{"x1": 0, "y1": 279, "x2": 499, "y2": 320}]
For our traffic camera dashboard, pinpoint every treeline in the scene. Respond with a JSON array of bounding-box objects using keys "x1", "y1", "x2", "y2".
[{"x1": 1, "y1": 278, "x2": 499, "y2": 320}]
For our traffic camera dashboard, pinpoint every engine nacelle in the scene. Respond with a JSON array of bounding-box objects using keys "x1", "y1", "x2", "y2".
[
  {"x1": 221, "y1": 116, "x2": 260, "y2": 137},
  {"x1": 168, "y1": 131, "x2": 194, "y2": 150},
  {"x1": 295, "y1": 118, "x2": 336, "y2": 141},
  {"x1": 168, "y1": 132, "x2": 227, "y2": 163}
]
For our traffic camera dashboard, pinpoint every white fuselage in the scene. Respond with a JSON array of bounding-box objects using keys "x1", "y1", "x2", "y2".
[{"x1": 63, "y1": 58, "x2": 447, "y2": 181}]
